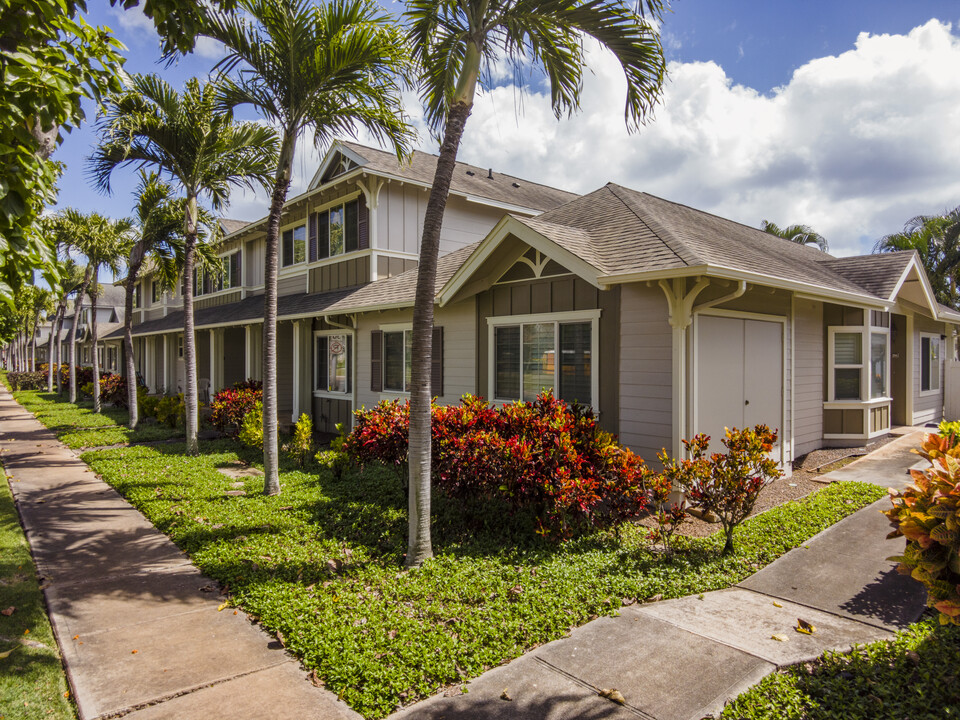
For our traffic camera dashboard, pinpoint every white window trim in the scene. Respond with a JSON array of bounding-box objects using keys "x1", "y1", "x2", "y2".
[
  {"x1": 313, "y1": 330, "x2": 354, "y2": 398},
  {"x1": 827, "y1": 326, "x2": 866, "y2": 402},
  {"x1": 486, "y1": 309, "x2": 601, "y2": 412},
  {"x1": 279, "y1": 221, "x2": 308, "y2": 270},
  {"x1": 379, "y1": 324, "x2": 413, "y2": 395},
  {"x1": 868, "y1": 328, "x2": 891, "y2": 401},
  {"x1": 313, "y1": 195, "x2": 363, "y2": 262},
  {"x1": 919, "y1": 332, "x2": 942, "y2": 396},
  {"x1": 177, "y1": 334, "x2": 184, "y2": 359}
]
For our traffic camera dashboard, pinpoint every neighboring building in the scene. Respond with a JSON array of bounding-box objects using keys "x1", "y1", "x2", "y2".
[
  {"x1": 109, "y1": 141, "x2": 960, "y2": 469},
  {"x1": 36, "y1": 284, "x2": 127, "y2": 374}
]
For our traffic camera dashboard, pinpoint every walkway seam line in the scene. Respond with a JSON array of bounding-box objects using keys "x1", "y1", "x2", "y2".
[{"x1": 532, "y1": 656, "x2": 656, "y2": 719}]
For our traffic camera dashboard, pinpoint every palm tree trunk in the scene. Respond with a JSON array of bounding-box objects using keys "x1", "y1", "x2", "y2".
[
  {"x1": 91, "y1": 268, "x2": 101, "y2": 413},
  {"x1": 69, "y1": 266, "x2": 93, "y2": 403},
  {"x1": 124, "y1": 247, "x2": 145, "y2": 428},
  {"x1": 30, "y1": 312, "x2": 39, "y2": 372},
  {"x1": 47, "y1": 301, "x2": 64, "y2": 393},
  {"x1": 183, "y1": 195, "x2": 200, "y2": 455},
  {"x1": 262, "y1": 137, "x2": 295, "y2": 497},
  {"x1": 406, "y1": 100, "x2": 473, "y2": 567},
  {"x1": 56, "y1": 305, "x2": 63, "y2": 394}
]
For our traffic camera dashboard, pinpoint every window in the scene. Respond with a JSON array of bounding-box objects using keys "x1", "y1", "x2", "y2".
[
  {"x1": 921, "y1": 334, "x2": 941, "y2": 393},
  {"x1": 315, "y1": 333, "x2": 352, "y2": 394},
  {"x1": 177, "y1": 334, "x2": 183, "y2": 359},
  {"x1": 830, "y1": 329, "x2": 862, "y2": 401},
  {"x1": 870, "y1": 332, "x2": 889, "y2": 399},
  {"x1": 492, "y1": 315, "x2": 595, "y2": 407},
  {"x1": 151, "y1": 280, "x2": 161, "y2": 303},
  {"x1": 221, "y1": 252, "x2": 242, "y2": 289},
  {"x1": 316, "y1": 199, "x2": 360, "y2": 259},
  {"x1": 383, "y1": 330, "x2": 412, "y2": 392},
  {"x1": 133, "y1": 285, "x2": 141, "y2": 309},
  {"x1": 282, "y1": 225, "x2": 306, "y2": 267}
]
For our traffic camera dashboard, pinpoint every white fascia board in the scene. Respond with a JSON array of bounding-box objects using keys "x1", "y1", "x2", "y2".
[
  {"x1": 436, "y1": 216, "x2": 604, "y2": 306},
  {"x1": 887, "y1": 254, "x2": 940, "y2": 317},
  {"x1": 601, "y1": 264, "x2": 891, "y2": 309},
  {"x1": 280, "y1": 300, "x2": 416, "y2": 321},
  {"x1": 307, "y1": 142, "x2": 369, "y2": 190}
]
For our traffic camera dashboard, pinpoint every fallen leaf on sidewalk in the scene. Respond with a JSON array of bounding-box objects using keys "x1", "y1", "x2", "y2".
[
  {"x1": 796, "y1": 618, "x2": 816, "y2": 635},
  {"x1": 771, "y1": 634, "x2": 789, "y2": 642},
  {"x1": 772, "y1": 602, "x2": 783, "y2": 608},
  {"x1": 0, "y1": 607, "x2": 14, "y2": 616},
  {"x1": 500, "y1": 689, "x2": 512, "y2": 701},
  {"x1": 131, "y1": 649, "x2": 138, "y2": 654},
  {"x1": 598, "y1": 688, "x2": 626, "y2": 705},
  {"x1": 217, "y1": 602, "x2": 230, "y2": 612}
]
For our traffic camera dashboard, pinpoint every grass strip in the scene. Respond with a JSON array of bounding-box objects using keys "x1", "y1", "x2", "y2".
[
  {"x1": 721, "y1": 615, "x2": 960, "y2": 719},
  {"x1": 0, "y1": 469, "x2": 75, "y2": 720},
  {"x1": 82, "y1": 438, "x2": 885, "y2": 719}
]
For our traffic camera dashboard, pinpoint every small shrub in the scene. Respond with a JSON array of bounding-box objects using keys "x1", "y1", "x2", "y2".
[
  {"x1": 139, "y1": 389, "x2": 160, "y2": 420},
  {"x1": 79, "y1": 381, "x2": 95, "y2": 398},
  {"x1": 645, "y1": 472, "x2": 687, "y2": 552},
  {"x1": 659, "y1": 426, "x2": 781, "y2": 554},
  {"x1": 238, "y1": 401, "x2": 263, "y2": 449},
  {"x1": 343, "y1": 399, "x2": 410, "y2": 482},
  {"x1": 7, "y1": 371, "x2": 46, "y2": 391},
  {"x1": 938, "y1": 419, "x2": 960, "y2": 444},
  {"x1": 885, "y1": 433, "x2": 960, "y2": 625},
  {"x1": 285, "y1": 413, "x2": 313, "y2": 467},
  {"x1": 155, "y1": 394, "x2": 185, "y2": 429},
  {"x1": 210, "y1": 386, "x2": 262, "y2": 437},
  {"x1": 232, "y1": 378, "x2": 263, "y2": 392},
  {"x1": 316, "y1": 423, "x2": 350, "y2": 480},
  {"x1": 99, "y1": 373, "x2": 127, "y2": 407}
]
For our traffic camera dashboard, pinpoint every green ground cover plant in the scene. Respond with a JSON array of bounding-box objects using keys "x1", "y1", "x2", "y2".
[
  {"x1": 721, "y1": 615, "x2": 960, "y2": 719},
  {"x1": 82, "y1": 439, "x2": 885, "y2": 718},
  {"x1": 0, "y1": 469, "x2": 76, "y2": 720},
  {"x1": 11, "y1": 390, "x2": 180, "y2": 449}
]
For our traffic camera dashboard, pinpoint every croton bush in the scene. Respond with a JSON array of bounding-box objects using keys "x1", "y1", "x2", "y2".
[
  {"x1": 346, "y1": 392, "x2": 652, "y2": 538},
  {"x1": 98, "y1": 372, "x2": 127, "y2": 407},
  {"x1": 210, "y1": 380, "x2": 263, "y2": 437},
  {"x1": 886, "y1": 432, "x2": 960, "y2": 625}
]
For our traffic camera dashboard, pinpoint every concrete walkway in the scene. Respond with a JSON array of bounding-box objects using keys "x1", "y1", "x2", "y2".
[
  {"x1": 0, "y1": 385, "x2": 359, "y2": 720},
  {"x1": 386, "y1": 430, "x2": 929, "y2": 720},
  {"x1": 2, "y1": 382, "x2": 930, "y2": 720}
]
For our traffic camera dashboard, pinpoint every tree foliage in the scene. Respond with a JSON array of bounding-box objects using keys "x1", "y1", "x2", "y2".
[
  {"x1": 760, "y1": 220, "x2": 828, "y2": 252},
  {"x1": 0, "y1": 0, "x2": 124, "y2": 302}
]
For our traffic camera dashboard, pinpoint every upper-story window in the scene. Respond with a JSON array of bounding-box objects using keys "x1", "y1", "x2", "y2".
[
  {"x1": 151, "y1": 279, "x2": 161, "y2": 304},
  {"x1": 317, "y1": 199, "x2": 360, "y2": 258},
  {"x1": 133, "y1": 285, "x2": 141, "y2": 309},
  {"x1": 282, "y1": 224, "x2": 307, "y2": 267},
  {"x1": 222, "y1": 252, "x2": 242, "y2": 289}
]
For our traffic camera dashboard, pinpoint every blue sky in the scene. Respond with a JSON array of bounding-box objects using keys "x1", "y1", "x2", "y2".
[{"x1": 54, "y1": 1, "x2": 960, "y2": 257}]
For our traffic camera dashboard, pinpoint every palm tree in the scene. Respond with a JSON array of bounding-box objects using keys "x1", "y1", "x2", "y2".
[
  {"x1": 873, "y1": 207, "x2": 960, "y2": 308},
  {"x1": 760, "y1": 220, "x2": 828, "y2": 252},
  {"x1": 123, "y1": 172, "x2": 185, "y2": 427},
  {"x1": 45, "y1": 259, "x2": 85, "y2": 393},
  {"x1": 202, "y1": 0, "x2": 413, "y2": 495},
  {"x1": 89, "y1": 74, "x2": 278, "y2": 453},
  {"x1": 401, "y1": 0, "x2": 667, "y2": 565}
]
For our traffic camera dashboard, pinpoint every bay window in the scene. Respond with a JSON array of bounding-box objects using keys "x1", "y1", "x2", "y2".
[
  {"x1": 870, "y1": 332, "x2": 888, "y2": 399},
  {"x1": 490, "y1": 312, "x2": 598, "y2": 409},
  {"x1": 828, "y1": 326, "x2": 889, "y2": 402},
  {"x1": 921, "y1": 334, "x2": 941, "y2": 393}
]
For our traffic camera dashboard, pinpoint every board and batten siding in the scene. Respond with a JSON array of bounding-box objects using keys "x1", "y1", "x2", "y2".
[
  {"x1": 793, "y1": 299, "x2": 824, "y2": 457},
  {"x1": 355, "y1": 300, "x2": 477, "y2": 412},
  {"x1": 245, "y1": 238, "x2": 265, "y2": 288},
  {"x1": 913, "y1": 314, "x2": 946, "y2": 425},
  {"x1": 618, "y1": 283, "x2": 672, "y2": 463}
]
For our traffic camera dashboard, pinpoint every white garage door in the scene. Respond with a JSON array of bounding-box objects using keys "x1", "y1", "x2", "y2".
[{"x1": 696, "y1": 315, "x2": 783, "y2": 450}]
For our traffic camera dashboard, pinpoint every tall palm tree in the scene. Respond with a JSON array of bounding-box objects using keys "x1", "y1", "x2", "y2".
[
  {"x1": 45, "y1": 259, "x2": 85, "y2": 393},
  {"x1": 760, "y1": 220, "x2": 828, "y2": 252},
  {"x1": 401, "y1": 0, "x2": 667, "y2": 565},
  {"x1": 89, "y1": 74, "x2": 278, "y2": 453},
  {"x1": 123, "y1": 172, "x2": 185, "y2": 427},
  {"x1": 202, "y1": 0, "x2": 413, "y2": 495},
  {"x1": 873, "y1": 207, "x2": 960, "y2": 308}
]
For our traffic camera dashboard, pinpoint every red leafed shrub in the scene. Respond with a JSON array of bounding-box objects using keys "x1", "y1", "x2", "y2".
[
  {"x1": 99, "y1": 373, "x2": 127, "y2": 407},
  {"x1": 210, "y1": 385, "x2": 262, "y2": 437},
  {"x1": 346, "y1": 392, "x2": 652, "y2": 538},
  {"x1": 659, "y1": 426, "x2": 781, "y2": 554}
]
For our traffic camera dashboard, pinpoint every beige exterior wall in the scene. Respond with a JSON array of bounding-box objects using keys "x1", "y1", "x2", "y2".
[{"x1": 793, "y1": 299, "x2": 824, "y2": 457}]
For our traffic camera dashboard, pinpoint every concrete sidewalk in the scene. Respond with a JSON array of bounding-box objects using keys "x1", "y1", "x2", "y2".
[
  {"x1": 387, "y1": 431, "x2": 929, "y2": 720},
  {"x1": 0, "y1": 385, "x2": 359, "y2": 720}
]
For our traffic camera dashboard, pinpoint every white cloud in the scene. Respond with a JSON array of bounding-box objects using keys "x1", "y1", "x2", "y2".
[
  {"x1": 226, "y1": 20, "x2": 960, "y2": 258},
  {"x1": 194, "y1": 37, "x2": 227, "y2": 61}
]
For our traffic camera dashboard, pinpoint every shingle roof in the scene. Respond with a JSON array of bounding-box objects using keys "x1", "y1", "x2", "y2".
[
  {"x1": 220, "y1": 218, "x2": 251, "y2": 235},
  {"x1": 338, "y1": 141, "x2": 579, "y2": 212},
  {"x1": 818, "y1": 252, "x2": 915, "y2": 299}
]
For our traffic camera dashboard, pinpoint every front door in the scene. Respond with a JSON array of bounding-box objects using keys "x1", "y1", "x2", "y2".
[{"x1": 696, "y1": 314, "x2": 783, "y2": 452}]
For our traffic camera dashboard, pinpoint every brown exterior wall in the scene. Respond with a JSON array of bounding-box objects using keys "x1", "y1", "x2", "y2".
[
  {"x1": 475, "y1": 276, "x2": 619, "y2": 435},
  {"x1": 312, "y1": 397, "x2": 352, "y2": 434},
  {"x1": 823, "y1": 408, "x2": 863, "y2": 435},
  {"x1": 309, "y1": 256, "x2": 371, "y2": 293},
  {"x1": 376, "y1": 256, "x2": 418, "y2": 281},
  {"x1": 195, "y1": 291, "x2": 243, "y2": 310}
]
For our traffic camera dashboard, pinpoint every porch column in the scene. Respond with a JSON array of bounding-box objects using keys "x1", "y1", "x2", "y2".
[
  {"x1": 209, "y1": 329, "x2": 218, "y2": 393},
  {"x1": 244, "y1": 325, "x2": 252, "y2": 380},
  {"x1": 291, "y1": 321, "x2": 301, "y2": 422},
  {"x1": 162, "y1": 335, "x2": 170, "y2": 393},
  {"x1": 144, "y1": 337, "x2": 153, "y2": 393}
]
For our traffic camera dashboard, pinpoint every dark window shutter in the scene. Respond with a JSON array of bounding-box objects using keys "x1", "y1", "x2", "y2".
[
  {"x1": 282, "y1": 229, "x2": 293, "y2": 267},
  {"x1": 318, "y1": 211, "x2": 329, "y2": 259},
  {"x1": 316, "y1": 336, "x2": 327, "y2": 392},
  {"x1": 232, "y1": 252, "x2": 242, "y2": 288},
  {"x1": 370, "y1": 330, "x2": 382, "y2": 392},
  {"x1": 358, "y1": 200, "x2": 369, "y2": 250},
  {"x1": 432, "y1": 326, "x2": 444, "y2": 397},
  {"x1": 345, "y1": 200, "x2": 359, "y2": 253},
  {"x1": 308, "y1": 212, "x2": 318, "y2": 262}
]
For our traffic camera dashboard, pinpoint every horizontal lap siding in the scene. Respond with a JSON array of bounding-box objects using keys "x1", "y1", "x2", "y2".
[
  {"x1": 278, "y1": 274, "x2": 306, "y2": 297},
  {"x1": 914, "y1": 315, "x2": 946, "y2": 425},
  {"x1": 794, "y1": 299, "x2": 824, "y2": 457},
  {"x1": 619, "y1": 283, "x2": 672, "y2": 463}
]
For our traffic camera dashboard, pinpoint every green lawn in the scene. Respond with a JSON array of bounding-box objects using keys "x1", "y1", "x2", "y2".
[
  {"x1": 722, "y1": 615, "x2": 960, "y2": 719},
  {"x1": 0, "y1": 469, "x2": 75, "y2": 720},
  {"x1": 81, "y1": 439, "x2": 886, "y2": 719},
  {"x1": 12, "y1": 389, "x2": 181, "y2": 449}
]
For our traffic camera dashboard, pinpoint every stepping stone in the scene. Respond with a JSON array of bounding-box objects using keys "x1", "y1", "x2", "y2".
[
  {"x1": 225, "y1": 490, "x2": 246, "y2": 497},
  {"x1": 217, "y1": 464, "x2": 264, "y2": 480},
  {"x1": 231, "y1": 482, "x2": 245, "y2": 488}
]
